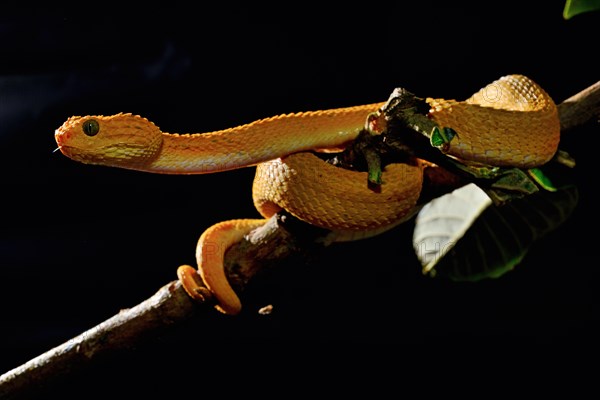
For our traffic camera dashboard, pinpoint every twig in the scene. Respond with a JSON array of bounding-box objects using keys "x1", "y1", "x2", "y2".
[{"x1": 1, "y1": 80, "x2": 598, "y2": 398}]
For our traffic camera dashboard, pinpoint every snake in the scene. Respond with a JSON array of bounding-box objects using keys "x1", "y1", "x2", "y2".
[{"x1": 54, "y1": 74, "x2": 560, "y2": 315}]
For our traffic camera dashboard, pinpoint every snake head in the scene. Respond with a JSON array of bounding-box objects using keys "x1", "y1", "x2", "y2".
[{"x1": 55, "y1": 113, "x2": 163, "y2": 169}]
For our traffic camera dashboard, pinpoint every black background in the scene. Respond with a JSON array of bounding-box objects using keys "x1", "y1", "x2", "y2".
[{"x1": 1, "y1": 1, "x2": 598, "y2": 396}]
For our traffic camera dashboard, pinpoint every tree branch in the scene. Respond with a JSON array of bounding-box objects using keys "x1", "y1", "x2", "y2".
[
  {"x1": 0, "y1": 213, "x2": 315, "y2": 399},
  {"x1": 0, "y1": 281, "x2": 197, "y2": 399},
  {"x1": 558, "y1": 80, "x2": 600, "y2": 131},
  {"x1": 1, "y1": 80, "x2": 598, "y2": 398}
]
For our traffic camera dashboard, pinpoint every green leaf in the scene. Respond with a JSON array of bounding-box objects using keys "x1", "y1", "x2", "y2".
[
  {"x1": 491, "y1": 168, "x2": 539, "y2": 195},
  {"x1": 430, "y1": 126, "x2": 456, "y2": 148},
  {"x1": 528, "y1": 168, "x2": 557, "y2": 192},
  {"x1": 563, "y1": 0, "x2": 600, "y2": 19},
  {"x1": 413, "y1": 184, "x2": 492, "y2": 274},
  {"x1": 413, "y1": 183, "x2": 578, "y2": 281}
]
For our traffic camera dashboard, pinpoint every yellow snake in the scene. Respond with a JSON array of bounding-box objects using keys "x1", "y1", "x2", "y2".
[{"x1": 54, "y1": 74, "x2": 560, "y2": 314}]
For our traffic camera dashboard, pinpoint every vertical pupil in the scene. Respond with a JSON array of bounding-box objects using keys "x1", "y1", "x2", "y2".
[{"x1": 83, "y1": 119, "x2": 99, "y2": 136}]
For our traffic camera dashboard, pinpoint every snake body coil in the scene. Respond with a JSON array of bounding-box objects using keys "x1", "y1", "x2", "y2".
[
  {"x1": 427, "y1": 74, "x2": 560, "y2": 167},
  {"x1": 55, "y1": 74, "x2": 560, "y2": 314}
]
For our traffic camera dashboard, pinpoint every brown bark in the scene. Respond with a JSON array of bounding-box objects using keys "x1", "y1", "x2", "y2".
[
  {"x1": 0, "y1": 281, "x2": 196, "y2": 399},
  {"x1": 558, "y1": 80, "x2": 600, "y2": 131}
]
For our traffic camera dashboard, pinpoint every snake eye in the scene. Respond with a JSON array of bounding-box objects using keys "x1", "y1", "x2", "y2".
[{"x1": 82, "y1": 119, "x2": 100, "y2": 137}]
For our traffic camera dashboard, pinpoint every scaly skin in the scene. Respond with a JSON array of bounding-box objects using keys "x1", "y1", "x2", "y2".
[
  {"x1": 427, "y1": 75, "x2": 560, "y2": 167},
  {"x1": 55, "y1": 104, "x2": 383, "y2": 174},
  {"x1": 54, "y1": 74, "x2": 560, "y2": 314}
]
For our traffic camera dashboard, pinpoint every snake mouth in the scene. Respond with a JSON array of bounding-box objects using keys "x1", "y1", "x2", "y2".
[
  {"x1": 54, "y1": 142, "x2": 96, "y2": 165},
  {"x1": 54, "y1": 135, "x2": 90, "y2": 163},
  {"x1": 54, "y1": 144, "x2": 78, "y2": 161},
  {"x1": 54, "y1": 130, "x2": 71, "y2": 155}
]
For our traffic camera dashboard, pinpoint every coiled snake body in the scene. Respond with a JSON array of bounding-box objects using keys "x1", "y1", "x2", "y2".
[{"x1": 55, "y1": 74, "x2": 560, "y2": 314}]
